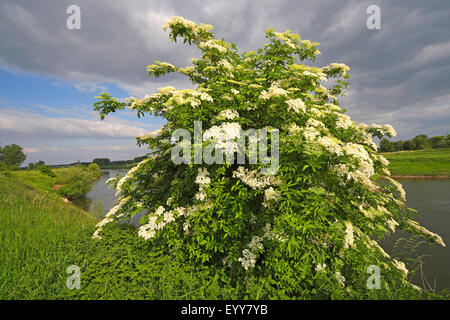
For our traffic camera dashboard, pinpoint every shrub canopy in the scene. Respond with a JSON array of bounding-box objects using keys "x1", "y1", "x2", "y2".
[{"x1": 92, "y1": 16, "x2": 444, "y2": 298}]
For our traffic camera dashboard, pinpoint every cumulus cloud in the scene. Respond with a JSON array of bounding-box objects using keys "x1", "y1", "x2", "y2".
[{"x1": 0, "y1": 110, "x2": 159, "y2": 140}]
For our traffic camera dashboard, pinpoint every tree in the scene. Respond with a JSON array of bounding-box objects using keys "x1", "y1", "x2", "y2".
[
  {"x1": 93, "y1": 158, "x2": 111, "y2": 167},
  {"x1": 412, "y1": 134, "x2": 430, "y2": 150},
  {"x1": 429, "y1": 135, "x2": 446, "y2": 149},
  {"x1": 1, "y1": 144, "x2": 27, "y2": 167},
  {"x1": 91, "y1": 16, "x2": 443, "y2": 298},
  {"x1": 379, "y1": 138, "x2": 394, "y2": 152}
]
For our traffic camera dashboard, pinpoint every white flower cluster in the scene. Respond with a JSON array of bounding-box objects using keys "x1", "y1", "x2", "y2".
[
  {"x1": 203, "y1": 122, "x2": 242, "y2": 154},
  {"x1": 328, "y1": 63, "x2": 350, "y2": 76},
  {"x1": 217, "y1": 109, "x2": 239, "y2": 120},
  {"x1": 318, "y1": 136, "x2": 344, "y2": 156},
  {"x1": 169, "y1": 89, "x2": 214, "y2": 108},
  {"x1": 343, "y1": 221, "x2": 354, "y2": 249},
  {"x1": 406, "y1": 219, "x2": 446, "y2": 247},
  {"x1": 286, "y1": 98, "x2": 306, "y2": 113},
  {"x1": 163, "y1": 16, "x2": 212, "y2": 36},
  {"x1": 274, "y1": 32, "x2": 296, "y2": 49},
  {"x1": 393, "y1": 259, "x2": 408, "y2": 276},
  {"x1": 262, "y1": 187, "x2": 280, "y2": 208},
  {"x1": 115, "y1": 158, "x2": 151, "y2": 195},
  {"x1": 238, "y1": 249, "x2": 257, "y2": 270},
  {"x1": 335, "y1": 271, "x2": 346, "y2": 286},
  {"x1": 385, "y1": 177, "x2": 406, "y2": 201},
  {"x1": 344, "y1": 143, "x2": 374, "y2": 176},
  {"x1": 315, "y1": 263, "x2": 326, "y2": 272},
  {"x1": 217, "y1": 59, "x2": 233, "y2": 70},
  {"x1": 138, "y1": 206, "x2": 188, "y2": 240},
  {"x1": 232, "y1": 166, "x2": 281, "y2": 190},
  {"x1": 335, "y1": 113, "x2": 353, "y2": 129},
  {"x1": 370, "y1": 123, "x2": 397, "y2": 137},
  {"x1": 386, "y1": 219, "x2": 399, "y2": 232},
  {"x1": 303, "y1": 70, "x2": 327, "y2": 82},
  {"x1": 259, "y1": 83, "x2": 288, "y2": 100},
  {"x1": 198, "y1": 40, "x2": 227, "y2": 53},
  {"x1": 195, "y1": 168, "x2": 211, "y2": 201}
]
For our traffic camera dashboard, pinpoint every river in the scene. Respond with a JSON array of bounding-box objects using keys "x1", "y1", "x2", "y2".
[{"x1": 74, "y1": 171, "x2": 450, "y2": 291}]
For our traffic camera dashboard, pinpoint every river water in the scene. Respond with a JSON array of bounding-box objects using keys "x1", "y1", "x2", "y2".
[{"x1": 74, "y1": 170, "x2": 450, "y2": 290}]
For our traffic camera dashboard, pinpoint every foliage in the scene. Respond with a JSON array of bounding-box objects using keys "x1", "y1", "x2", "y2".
[
  {"x1": 91, "y1": 16, "x2": 445, "y2": 298},
  {"x1": 0, "y1": 144, "x2": 27, "y2": 167},
  {"x1": 93, "y1": 158, "x2": 111, "y2": 166},
  {"x1": 0, "y1": 162, "x2": 8, "y2": 171},
  {"x1": 57, "y1": 166, "x2": 99, "y2": 200},
  {"x1": 39, "y1": 164, "x2": 57, "y2": 177}
]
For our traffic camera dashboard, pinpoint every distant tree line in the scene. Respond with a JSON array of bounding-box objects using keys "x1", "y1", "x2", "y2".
[
  {"x1": 92, "y1": 156, "x2": 147, "y2": 168},
  {"x1": 380, "y1": 134, "x2": 450, "y2": 152}
]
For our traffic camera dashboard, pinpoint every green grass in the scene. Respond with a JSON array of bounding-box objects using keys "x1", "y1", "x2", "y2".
[
  {"x1": 0, "y1": 174, "x2": 218, "y2": 299},
  {"x1": 381, "y1": 148, "x2": 450, "y2": 176},
  {"x1": 0, "y1": 174, "x2": 96, "y2": 299}
]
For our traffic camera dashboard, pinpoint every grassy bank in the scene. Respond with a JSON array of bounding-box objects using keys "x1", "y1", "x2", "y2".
[
  {"x1": 381, "y1": 148, "x2": 450, "y2": 177},
  {"x1": 0, "y1": 174, "x2": 96, "y2": 299},
  {"x1": 0, "y1": 174, "x2": 216, "y2": 299}
]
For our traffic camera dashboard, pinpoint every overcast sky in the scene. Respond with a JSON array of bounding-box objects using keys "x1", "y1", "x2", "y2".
[{"x1": 0, "y1": 0, "x2": 449, "y2": 165}]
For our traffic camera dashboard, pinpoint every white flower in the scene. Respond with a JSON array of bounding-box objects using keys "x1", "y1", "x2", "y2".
[
  {"x1": 383, "y1": 124, "x2": 397, "y2": 137},
  {"x1": 335, "y1": 114, "x2": 353, "y2": 129},
  {"x1": 259, "y1": 83, "x2": 288, "y2": 100},
  {"x1": 238, "y1": 249, "x2": 257, "y2": 270},
  {"x1": 328, "y1": 63, "x2": 350, "y2": 75},
  {"x1": 315, "y1": 263, "x2": 326, "y2": 272},
  {"x1": 203, "y1": 122, "x2": 242, "y2": 154},
  {"x1": 406, "y1": 219, "x2": 446, "y2": 247},
  {"x1": 386, "y1": 219, "x2": 399, "y2": 232},
  {"x1": 286, "y1": 98, "x2": 306, "y2": 113},
  {"x1": 198, "y1": 40, "x2": 227, "y2": 53},
  {"x1": 217, "y1": 109, "x2": 239, "y2": 120},
  {"x1": 393, "y1": 259, "x2": 408, "y2": 276},
  {"x1": 344, "y1": 221, "x2": 354, "y2": 249},
  {"x1": 232, "y1": 166, "x2": 281, "y2": 190},
  {"x1": 335, "y1": 271, "x2": 345, "y2": 286},
  {"x1": 263, "y1": 187, "x2": 280, "y2": 207}
]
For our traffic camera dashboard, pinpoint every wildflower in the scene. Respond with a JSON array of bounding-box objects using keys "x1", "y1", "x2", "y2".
[
  {"x1": 344, "y1": 221, "x2": 354, "y2": 249},
  {"x1": 315, "y1": 263, "x2": 326, "y2": 272},
  {"x1": 286, "y1": 98, "x2": 306, "y2": 113}
]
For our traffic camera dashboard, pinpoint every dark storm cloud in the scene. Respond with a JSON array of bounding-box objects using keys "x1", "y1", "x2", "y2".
[{"x1": 0, "y1": 0, "x2": 449, "y2": 139}]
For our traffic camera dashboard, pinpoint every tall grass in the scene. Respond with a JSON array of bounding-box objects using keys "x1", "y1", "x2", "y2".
[{"x1": 0, "y1": 175, "x2": 96, "y2": 299}]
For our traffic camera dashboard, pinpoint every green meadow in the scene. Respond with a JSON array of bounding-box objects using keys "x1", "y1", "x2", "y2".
[{"x1": 381, "y1": 148, "x2": 450, "y2": 176}]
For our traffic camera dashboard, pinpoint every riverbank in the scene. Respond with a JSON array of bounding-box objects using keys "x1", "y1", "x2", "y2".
[
  {"x1": 0, "y1": 174, "x2": 215, "y2": 299},
  {"x1": 382, "y1": 148, "x2": 450, "y2": 177}
]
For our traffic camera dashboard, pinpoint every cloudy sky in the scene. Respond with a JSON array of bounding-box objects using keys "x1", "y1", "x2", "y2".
[{"x1": 0, "y1": 0, "x2": 449, "y2": 165}]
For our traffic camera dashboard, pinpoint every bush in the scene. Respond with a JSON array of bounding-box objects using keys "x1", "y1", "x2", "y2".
[
  {"x1": 91, "y1": 16, "x2": 445, "y2": 298},
  {"x1": 38, "y1": 165, "x2": 56, "y2": 177},
  {"x1": 57, "y1": 166, "x2": 95, "y2": 199},
  {"x1": 88, "y1": 163, "x2": 102, "y2": 179}
]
